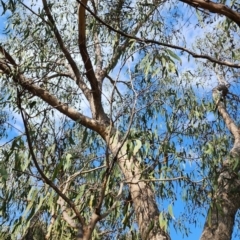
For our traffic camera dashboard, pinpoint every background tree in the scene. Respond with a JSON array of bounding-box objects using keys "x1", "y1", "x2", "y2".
[{"x1": 0, "y1": 0, "x2": 240, "y2": 240}]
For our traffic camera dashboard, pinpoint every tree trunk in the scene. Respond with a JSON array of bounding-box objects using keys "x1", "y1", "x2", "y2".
[
  {"x1": 201, "y1": 84, "x2": 240, "y2": 240},
  {"x1": 111, "y1": 141, "x2": 170, "y2": 240},
  {"x1": 200, "y1": 161, "x2": 240, "y2": 240}
]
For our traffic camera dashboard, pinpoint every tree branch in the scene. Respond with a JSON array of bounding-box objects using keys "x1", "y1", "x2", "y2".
[
  {"x1": 0, "y1": 47, "x2": 107, "y2": 138},
  {"x1": 179, "y1": 0, "x2": 240, "y2": 27},
  {"x1": 78, "y1": 1, "x2": 108, "y2": 121},
  {"x1": 94, "y1": 31, "x2": 104, "y2": 82},
  {"x1": 41, "y1": 0, "x2": 90, "y2": 98},
  {"x1": 17, "y1": 92, "x2": 85, "y2": 227},
  {"x1": 76, "y1": 0, "x2": 240, "y2": 68},
  {"x1": 78, "y1": 1, "x2": 100, "y2": 90},
  {"x1": 212, "y1": 82, "x2": 240, "y2": 157},
  {"x1": 100, "y1": 182, "x2": 124, "y2": 219},
  {"x1": 45, "y1": 208, "x2": 56, "y2": 239}
]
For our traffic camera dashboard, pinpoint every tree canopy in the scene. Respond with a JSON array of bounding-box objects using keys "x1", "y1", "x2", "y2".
[{"x1": 0, "y1": 0, "x2": 240, "y2": 240}]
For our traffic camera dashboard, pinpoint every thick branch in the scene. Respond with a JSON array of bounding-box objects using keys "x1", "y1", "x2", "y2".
[
  {"x1": 200, "y1": 169, "x2": 240, "y2": 240},
  {"x1": 202, "y1": 82, "x2": 240, "y2": 239},
  {"x1": 41, "y1": 0, "x2": 90, "y2": 98},
  {"x1": 78, "y1": 1, "x2": 108, "y2": 121},
  {"x1": 212, "y1": 84, "x2": 240, "y2": 151},
  {"x1": 78, "y1": 1, "x2": 100, "y2": 90},
  {"x1": 94, "y1": 32, "x2": 103, "y2": 82},
  {"x1": 180, "y1": 0, "x2": 240, "y2": 27},
  {"x1": 217, "y1": 102, "x2": 240, "y2": 141},
  {"x1": 57, "y1": 197, "x2": 79, "y2": 228},
  {"x1": 0, "y1": 49, "x2": 107, "y2": 138}
]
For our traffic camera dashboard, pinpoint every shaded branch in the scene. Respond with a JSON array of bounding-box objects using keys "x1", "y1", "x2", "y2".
[
  {"x1": 105, "y1": 75, "x2": 123, "y2": 101},
  {"x1": 78, "y1": 1, "x2": 108, "y2": 121}
]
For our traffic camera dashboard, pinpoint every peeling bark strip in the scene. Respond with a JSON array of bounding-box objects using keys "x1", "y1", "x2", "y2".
[
  {"x1": 180, "y1": 0, "x2": 240, "y2": 27},
  {"x1": 200, "y1": 82, "x2": 240, "y2": 240}
]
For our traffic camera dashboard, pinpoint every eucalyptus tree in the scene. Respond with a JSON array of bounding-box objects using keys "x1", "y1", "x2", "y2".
[{"x1": 0, "y1": 0, "x2": 240, "y2": 240}]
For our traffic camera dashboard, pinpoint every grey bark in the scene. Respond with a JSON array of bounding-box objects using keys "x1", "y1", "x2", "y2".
[{"x1": 200, "y1": 161, "x2": 240, "y2": 240}]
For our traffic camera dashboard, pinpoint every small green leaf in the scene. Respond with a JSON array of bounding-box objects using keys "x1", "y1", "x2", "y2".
[
  {"x1": 166, "y1": 49, "x2": 182, "y2": 63},
  {"x1": 64, "y1": 153, "x2": 72, "y2": 170},
  {"x1": 159, "y1": 212, "x2": 167, "y2": 231},
  {"x1": 168, "y1": 204, "x2": 175, "y2": 219},
  {"x1": 0, "y1": 165, "x2": 8, "y2": 181},
  {"x1": 133, "y1": 140, "x2": 142, "y2": 155},
  {"x1": 82, "y1": 129, "x2": 88, "y2": 144}
]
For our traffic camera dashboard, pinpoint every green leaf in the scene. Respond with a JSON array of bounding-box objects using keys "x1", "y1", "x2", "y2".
[
  {"x1": 82, "y1": 129, "x2": 88, "y2": 144},
  {"x1": 166, "y1": 49, "x2": 182, "y2": 63},
  {"x1": 0, "y1": 165, "x2": 8, "y2": 181},
  {"x1": 0, "y1": 0, "x2": 6, "y2": 15},
  {"x1": 168, "y1": 204, "x2": 175, "y2": 219},
  {"x1": 159, "y1": 212, "x2": 167, "y2": 231},
  {"x1": 133, "y1": 140, "x2": 142, "y2": 155},
  {"x1": 63, "y1": 153, "x2": 72, "y2": 170}
]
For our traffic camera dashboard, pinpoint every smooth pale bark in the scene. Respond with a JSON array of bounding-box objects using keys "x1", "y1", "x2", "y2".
[
  {"x1": 119, "y1": 160, "x2": 170, "y2": 240},
  {"x1": 109, "y1": 138, "x2": 170, "y2": 240}
]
